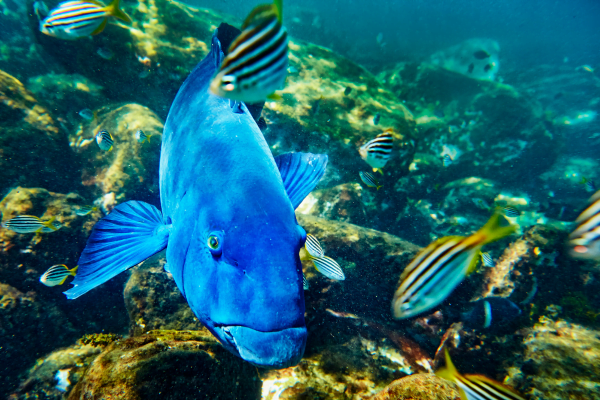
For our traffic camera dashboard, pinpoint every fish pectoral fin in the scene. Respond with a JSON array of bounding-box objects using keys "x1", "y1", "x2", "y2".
[
  {"x1": 63, "y1": 201, "x2": 170, "y2": 300},
  {"x1": 274, "y1": 152, "x2": 328, "y2": 209},
  {"x1": 91, "y1": 18, "x2": 108, "y2": 35}
]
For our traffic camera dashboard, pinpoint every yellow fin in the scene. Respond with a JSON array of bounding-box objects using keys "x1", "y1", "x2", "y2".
[
  {"x1": 435, "y1": 349, "x2": 468, "y2": 400},
  {"x1": 373, "y1": 168, "x2": 384, "y2": 175},
  {"x1": 274, "y1": 0, "x2": 283, "y2": 22},
  {"x1": 91, "y1": 18, "x2": 108, "y2": 35},
  {"x1": 475, "y1": 212, "x2": 517, "y2": 247},
  {"x1": 69, "y1": 265, "x2": 79, "y2": 276},
  {"x1": 42, "y1": 216, "x2": 57, "y2": 231},
  {"x1": 299, "y1": 247, "x2": 312, "y2": 262},
  {"x1": 105, "y1": 0, "x2": 132, "y2": 23},
  {"x1": 242, "y1": 3, "x2": 276, "y2": 30},
  {"x1": 267, "y1": 92, "x2": 282, "y2": 101}
]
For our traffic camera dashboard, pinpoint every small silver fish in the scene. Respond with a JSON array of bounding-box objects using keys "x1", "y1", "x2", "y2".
[
  {"x1": 97, "y1": 47, "x2": 114, "y2": 60},
  {"x1": 359, "y1": 171, "x2": 382, "y2": 190},
  {"x1": 481, "y1": 252, "x2": 494, "y2": 268},
  {"x1": 96, "y1": 130, "x2": 114, "y2": 151},
  {"x1": 209, "y1": 0, "x2": 288, "y2": 103},
  {"x1": 305, "y1": 233, "x2": 324, "y2": 258},
  {"x1": 78, "y1": 109, "x2": 95, "y2": 121},
  {"x1": 442, "y1": 154, "x2": 453, "y2": 167},
  {"x1": 502, "y1": 206, "x2": 520, "y2": 218},
  {"x1": 373, "y1": 113, "x2": 381, "y2": 125},
  {"x1": 303, "y1": 274, "x2": 309, "y2": 290},
  {"x1": 40, "y1": 264, "x2": 78, "y2": 287},
  {"x1": 135, "y1": 129, "x2": 151, "y2": 144},
  {"x1": 2, "y1": 215, "x2": 58, "y2": 234},
  {"x1": 75, "y1": 205, "x2": 98, "y2": 216},
  {"x1": 311, "y1": 255, "x2": 345, "y2": 281},
  {"x1": 359, "y1": 129, "x2": 393, "y2": 172}
]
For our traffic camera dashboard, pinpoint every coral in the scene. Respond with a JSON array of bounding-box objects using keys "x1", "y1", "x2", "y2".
[
  {"x1": 369, "y1": 373, "x2": 461, "y2": 400},
  {"x1": 67, "y1": 330, "x2": 262, "y2": 400}
]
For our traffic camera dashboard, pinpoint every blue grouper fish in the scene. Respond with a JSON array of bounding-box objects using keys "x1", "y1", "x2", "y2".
[{"x1": 64, "y1": 31, "x2": 328, "y2": 369}]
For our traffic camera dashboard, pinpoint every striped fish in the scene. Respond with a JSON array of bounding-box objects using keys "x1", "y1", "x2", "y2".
[
  {"x1": 443, "y1": 154, "x2": 453, "y2": 167},
  {"x1": 96, "y1": 129, "x2": 114, "y2": 151},
  {"x1": 210, "y1": 0, "x2": 288, "y2": 103},
  {"x1": 2, "y1": 215, "x2": 59, "y2": 234},
  {"x1": 436, "y1": 349, "x2": 526, "y2": 400},
  {"x1": 305, "y1": 233, "x2": 324, "y2": 258},
  {"x1": 569, "y1": 190, "x2": 600, "y2": 259},
  {"x1": 359, "y1": 129, "x2": 393, "y2": 172},
  {"x1": 311, "y1": 255, "x2": 345, "y2": 281},
  {"x1": 302, "y1": 274, "x2": 309, "y2": 290},
  {"x1": 135, "y1": 129, "x2": 151, "y2": 144},
  {"x1": 75, "y1": 205, "x2": 98, "y2": 216},
  {"x1": 40, "y1": 264, "x2": 78, "y2": 287},
  {"x1": 481, "y1": 252, "x2": 494, "y2": 268},
  {"x1": 502, "y1": 206, "x2": 520, "y2": 218},
  {"x1": 359, "y1": 171, "x2": 382, "y2": 190},
  {"x1": 392, "y1": 212, "x2": 516, "y2": 320},
  {"x1": 40, "y1": 0, "x2": 131, "y2": 40}
]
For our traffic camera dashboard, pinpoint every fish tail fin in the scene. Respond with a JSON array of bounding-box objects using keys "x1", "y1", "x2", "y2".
[
  {"x1": 42, "y1": 217, "x2": 57, "y2": 231},
  {"x1": 69, "y1": 265, "x2": 79, "y2": 276},
  {"x1": 274, "y1": 0, "x2": 283, "y2": 22},
  {"x1": 146, "y1": 135, "x2": 151, "y2": 143},
  {"x1": 476, "y1": 212, "x2": 516, "y2": 247},
  {"x1": 373, "y1": 168, "x2": 384, "y2": 175},
  {"x1": 63, "y1": 201, "x2": 170, "y2": 300},
  {"x1": 436, "y1": 349, "x2": 468, "y2": 400},
  {"x1": 105, "y1": 0, "x2": 132, "y2": 23}
]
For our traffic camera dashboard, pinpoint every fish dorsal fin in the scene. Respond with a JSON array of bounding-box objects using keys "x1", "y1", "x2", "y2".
[
  {"x1": 274, "y1": 152, "x2": 328, "y2": 209},
  {"x1": 211, "y1": 31, "x2": 224, "y2": 69}
]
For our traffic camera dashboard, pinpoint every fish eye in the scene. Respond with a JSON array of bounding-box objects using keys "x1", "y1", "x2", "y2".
[{"x1": 207, "y1": 232, "x2": 223, "y2": 256}]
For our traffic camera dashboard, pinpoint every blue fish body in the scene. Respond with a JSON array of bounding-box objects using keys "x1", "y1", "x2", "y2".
[{"x1": 65, "y1": 32, "x2": 328, "y2": 369}]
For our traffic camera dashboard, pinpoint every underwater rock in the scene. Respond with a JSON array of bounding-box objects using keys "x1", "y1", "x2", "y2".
[
  {"x1": 10, "y1": 341, "x2": 103, "y2": 399},
  {"x1": 506, "y1": 316, "x2": 600, "y2": 400},
  {"x1": 67, "y1": 330, "x2": 262, "y2": 400},
  {"x1": 0, "y1": 282, "x2": 76, "y2": 398},
  {"x1": 72, "y1": 103, "x2": 163, "y2": 202},
  {"x1": 297, "y1": 183, "x2": 372, "y2": 226},
  {"x1": 0, "y1": 70, "x2": 78, "y2": 194},
  {"x1": 369, "y1": 373, "x2": 460, "y2": 400},
  {"x1": 124, "y1": 255, "x2": 204, "y2": 336}
]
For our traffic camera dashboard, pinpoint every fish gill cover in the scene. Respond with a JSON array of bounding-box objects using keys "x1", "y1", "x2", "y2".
[{"x1": 0, "y1": 0, "x2": 600, "y2": 399}]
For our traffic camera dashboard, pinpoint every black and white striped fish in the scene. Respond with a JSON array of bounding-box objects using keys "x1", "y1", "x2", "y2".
[
  {"x1": 359, "y1": 129, "x2": 393, "y2": 172},
  {"x1": 481, "y1": 252, "x2": 494, "y2": 268},
  {"x1": 359, "y1": 171, "x2": 382, "y2": 190},
  {"x1": 39, "y1": 0, "x2": 131, "y2": 40},
  {"x1": 305, "y1": 233, "x2": 324, "y2": 258},
  {"x1": 502, "y1": 206, "x2": 520, "y2": 218},
  {"x1": 569, "y1": 190, "x2": 600, "y2": 259},
  {"x1": 392, "y1": 212, "x2": 516, "y2": 320},
  {"x1": 96, "y1": 129, "x2": 114, "y2": 151},
  {"x1": 2, "y1": 215, "x2": 59, "y2": 234},
  {"x1": 442, "y1": 154, "x2": 453, "y2": 167},
  {"x1": 210, "y1": 0, "x2": 288, "y2": 103},
  {"x1": 300, "y1": 234, "x2": 345, "y2": 281},
  {"x1": 436, "y1": 349, "x2": 526, "y2": 400},
  {"x1": 40, "y1": 264, "x2": 78, "y2": 287}
]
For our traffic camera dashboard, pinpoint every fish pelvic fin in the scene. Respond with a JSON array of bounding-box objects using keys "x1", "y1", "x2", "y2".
[
  {"x1": 64, "y1": 201, "x2": 170, "y2": 300},
  {"x1": 91, "y1": 18, "x2": 108, "y2": 35},
  {"x1": 475, "y1": 212, "x2": 517, "y2": 247},
  {"x1": 436, "y1": 349, "x2": 468, "y2": 400},
  {"x1": 105, "y1": 0, "x2": 132, "y2": 23}
]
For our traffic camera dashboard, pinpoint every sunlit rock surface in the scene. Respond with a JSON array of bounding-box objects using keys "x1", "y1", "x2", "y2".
[
  {"x1": 369, "y1": 373, "x2": 460, "y2": 400},
  {"x1": 67, "y1": 330, "x2": 262, "y2": 400}
]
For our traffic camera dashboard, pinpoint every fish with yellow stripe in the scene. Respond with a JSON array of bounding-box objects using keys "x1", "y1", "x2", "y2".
[
  {"x1": 210, "y1": 0, "x2": 288, "y2": 103},
  {"x1": 392, "y1": 212, "x2": 516, "y2": 320},
  {"x1": 40, "y1": 264, "x2": 78, "y2": 287},
  {"x1": 300, "y1": 233, "x2": 345, "y2": 281},
  {"x1": 40, "y1": 0, "x2": 131, "y2": 40},
  {"x1": 436, "y1": 349, "x2": 527, "y2": 400},
  {"x1": 2, "y1": 215, "x2": 60, "y2": 234}
]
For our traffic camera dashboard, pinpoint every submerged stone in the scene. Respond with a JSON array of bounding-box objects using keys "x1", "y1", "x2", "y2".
[{"x1": 369, "y1": 373, "x2": 460, "y2": 400}]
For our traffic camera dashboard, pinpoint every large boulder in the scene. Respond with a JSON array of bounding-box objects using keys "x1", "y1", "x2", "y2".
[
  {"x1": 369, "y1": 373, "x2": 460, "y2": 400},
  {"x1": 67, "y1": 330, "x2": 262, "y2": 400}
]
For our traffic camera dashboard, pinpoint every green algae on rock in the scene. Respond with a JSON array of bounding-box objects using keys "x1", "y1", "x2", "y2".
[
  {"x1": 0, "y1": 70, "x2": 78, "y2": 195},
  {"x1": 67, "y1": 330, "x2": 262, "y2": 400},
  {"x1": 369, "y1": 373, "x2": 461, "y2": 400}
]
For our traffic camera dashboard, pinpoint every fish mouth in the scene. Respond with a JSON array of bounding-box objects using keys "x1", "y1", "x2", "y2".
[{"x1": 214, "y1": 325, "x2": 306, "y2": 369}]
